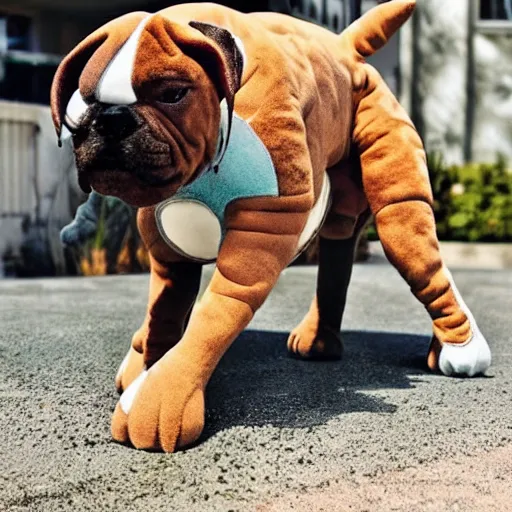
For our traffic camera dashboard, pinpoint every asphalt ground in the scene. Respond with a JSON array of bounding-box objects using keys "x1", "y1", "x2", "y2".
[{"x1": 1, "y1": 253, "x2": 511, "y2": 511}]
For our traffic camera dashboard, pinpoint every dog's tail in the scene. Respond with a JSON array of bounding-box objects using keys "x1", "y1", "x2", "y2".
[{"x1": 340, "y1": 0, "x2": 415, "y2": 59}]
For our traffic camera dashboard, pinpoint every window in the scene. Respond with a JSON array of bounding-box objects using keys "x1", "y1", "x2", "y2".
[
  {"x1": 0, "y1": 12, "x2": 32, "y2": 51},
  {"x1": 480, "y1": 0, "x2": 512, "y2": 21},
  {"x1": 0, "y1": 12, "x2": 59, "y2": 104}
]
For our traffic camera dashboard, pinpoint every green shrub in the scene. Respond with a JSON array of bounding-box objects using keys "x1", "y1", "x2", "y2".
[
  {"x1": 429, "y1": 154, "x2": 512, "y2": 242},
  {"x1": 368, "y1": 155, "x2": 512, "y2": 243}
]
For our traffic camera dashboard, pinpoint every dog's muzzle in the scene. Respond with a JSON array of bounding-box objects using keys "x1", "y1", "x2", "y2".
[
  {"x1": 93, "y1": 105, "x2": 140, "y2": 140},
  {"x1": 73, "y1": 102, "x2": 180, "y2": 192}
]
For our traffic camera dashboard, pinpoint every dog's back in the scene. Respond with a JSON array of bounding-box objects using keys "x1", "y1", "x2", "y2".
[{"x1": 160, "y1": 1, "x2": 416, "y2": 203}]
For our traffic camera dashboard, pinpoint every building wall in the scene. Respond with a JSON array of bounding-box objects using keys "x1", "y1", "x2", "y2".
[
  {"x1": 472, "y1": 30, "x2": 512, "y2": 162},
  {"x1": 401, "y1": 0, "x2": 470, "y2": 165},
  {"x1": 400, "y1": 0, "x2": 512, "y2": 165},
  {"x1": 0, "y1": 101, "x2": 79, "y2": 276}
]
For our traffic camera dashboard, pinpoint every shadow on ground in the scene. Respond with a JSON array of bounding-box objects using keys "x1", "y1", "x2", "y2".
[{"x1": 202, "y1": 330, "x2": 431, "y2": 440}]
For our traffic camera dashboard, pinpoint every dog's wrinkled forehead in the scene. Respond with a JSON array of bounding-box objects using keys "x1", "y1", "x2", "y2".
[
  {"x1": 63, "y1": 16, "x2": 153, "y2": 129},
  {"x1": 94, "y1": 15, "x2": 151, "y2": 105},
  {"x1": 67, "y1": 15, "x2": 173, "y2": 124},
  {"x1": 52, "y1": 12, "x2": 245, "y2": 140}
]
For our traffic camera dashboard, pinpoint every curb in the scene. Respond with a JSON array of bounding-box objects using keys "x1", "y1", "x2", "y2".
[{"x1": 368, "y1": 241, "x2": 512, "y2": 270}]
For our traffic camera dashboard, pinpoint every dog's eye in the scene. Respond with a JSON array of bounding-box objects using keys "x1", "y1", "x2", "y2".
[{"x1": 157, "y1": 88, "x2": 189, "y2": 104}]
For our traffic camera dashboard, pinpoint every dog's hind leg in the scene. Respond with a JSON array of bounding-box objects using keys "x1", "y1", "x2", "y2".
[
  {"x1": 288, "y1": 207, "x2": 370, "y2": 360},
  {"x1": 374, "y1": 201, "x2": 491, "y2": 376},
  {"x1": 354, "y1": 66, "x2": 491, "y2": 377}
]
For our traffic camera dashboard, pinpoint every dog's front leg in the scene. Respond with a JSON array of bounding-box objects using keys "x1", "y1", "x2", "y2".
[
  {"x1": 115, "y1": 207, "x2": 203, "y2": 393},
  {"x1": 115, "y1": 253, "x2": 202, "y2": 393},
  {"x1": 111, "y1": 212, "x2": 305, "y2": 452}
]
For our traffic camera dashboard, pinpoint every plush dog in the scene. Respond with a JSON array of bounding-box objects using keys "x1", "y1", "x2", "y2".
[{"x1": 51, "y1": 0, "x2": 492, "y2": 452}]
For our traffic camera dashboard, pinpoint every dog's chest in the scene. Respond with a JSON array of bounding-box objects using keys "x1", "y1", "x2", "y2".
[{"x1": 155, "y1": 115, "x2": 330, "y2": 263}]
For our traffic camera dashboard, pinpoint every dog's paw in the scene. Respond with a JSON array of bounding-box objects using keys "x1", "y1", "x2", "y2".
[
  {"x1": 111, "y1": 349, "x2": 205, "y2": 452},
  {"x1": 428, "y1": 278, "x2": 492, "y2": 377},
  {"x1": 115, "y1": 347, "x2": 145, "y2": 394},
  {"x1": 287, "y1": 321, "x2": 343, "y2": 360},
  {"x1": 427, "y1": 330, "x2": 491, "y2": 377}
]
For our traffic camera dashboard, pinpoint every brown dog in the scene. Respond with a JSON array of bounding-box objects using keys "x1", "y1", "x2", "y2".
[{"x1": 51, "y1": 0, "x2": 491, "y2": 452}]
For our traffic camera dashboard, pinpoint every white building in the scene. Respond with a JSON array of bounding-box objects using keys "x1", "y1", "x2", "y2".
[{"x1": 400, "y1": 0, "x2": 512, "y2": 165}]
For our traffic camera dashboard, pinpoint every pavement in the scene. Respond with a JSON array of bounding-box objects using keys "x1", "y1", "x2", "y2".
[
  {"x1": 370, "y1": 241, "x2": 512, "y2": 270},
  {"x1": 1, "y1": 252, "x2": 511, "y2": 511}
]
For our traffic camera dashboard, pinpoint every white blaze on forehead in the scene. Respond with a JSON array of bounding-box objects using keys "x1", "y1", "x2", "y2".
[{"x1": 96, "y1": 15, "x2": 151, "y2": 104}]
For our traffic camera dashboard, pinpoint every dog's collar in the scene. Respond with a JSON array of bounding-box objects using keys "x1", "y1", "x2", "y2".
[
  {"x1": 209, "y1": 99, "x2": 230, "y2": 172},
  {"x1": 203, "y1": 31, "x2": 245, "y2": 173}
]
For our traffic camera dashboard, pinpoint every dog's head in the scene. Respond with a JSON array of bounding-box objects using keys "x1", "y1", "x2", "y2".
[{"x1": 51, "y1": 13, "x2": 244, "y2": 207}]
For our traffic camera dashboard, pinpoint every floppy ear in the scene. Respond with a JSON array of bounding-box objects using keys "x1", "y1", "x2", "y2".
[
  {"x1": 188, "y1": 21, "x2": 244, "y2": 101},
  {"x1": 50, "y1": 12, "x2": 149, "y2": 143},
  {"x1": 186, "y1": 21, "x2": 244, "y2": 151},
  {"x1": 50, "y1": 32, "x2": 106, "y2": 143}
]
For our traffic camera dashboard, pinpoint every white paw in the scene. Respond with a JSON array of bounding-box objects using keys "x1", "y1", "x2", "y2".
[
  {"x1": 439, "y1": 269, "x2": 492, "y2": 377},
  {"x1": 115, "y1": 351, "x2": 131, "y2": 384},
  {"x1": 119, "y1": 370, "x2": 148, "y2": 414},
  {"x1": 439, "y1": 331, "x2": 492, "y2": 377}
]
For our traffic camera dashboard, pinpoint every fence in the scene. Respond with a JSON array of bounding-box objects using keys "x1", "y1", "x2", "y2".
[{"x1": 0, "y1": 102, "x2": 39, "y2": 220}]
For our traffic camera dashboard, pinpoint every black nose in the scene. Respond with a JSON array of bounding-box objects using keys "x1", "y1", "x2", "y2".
[{"x1": 94, "y1": 105, "x2": 139, "y2": 139}]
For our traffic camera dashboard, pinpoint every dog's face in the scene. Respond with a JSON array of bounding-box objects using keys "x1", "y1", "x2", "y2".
[{"x1": 51, "y1": 13, "x2": 243, "y2": 207}]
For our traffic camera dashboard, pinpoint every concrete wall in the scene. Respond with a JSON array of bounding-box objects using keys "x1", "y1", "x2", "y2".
[
  {"x1": 400, "y1": 0, "x2": 512, "y2": 164},
  {"x1": 401, "y1": 0, "x2": 470, "y2": 165},
  {"x1": 472, "y1": 31, "x2": 512, "y2": 162}
]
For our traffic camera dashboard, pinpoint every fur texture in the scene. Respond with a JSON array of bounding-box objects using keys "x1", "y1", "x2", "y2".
[{"x1": 52, "y1": 0, "x2": 491, "y2": 453}]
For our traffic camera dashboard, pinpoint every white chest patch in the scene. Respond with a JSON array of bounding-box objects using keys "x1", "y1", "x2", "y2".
[
  {"x1": 158, "y1": 200, "x2": 222, "y2": 262},
  {"x1": 157, "y1": 174, "x2": 331, "y2": 263}
]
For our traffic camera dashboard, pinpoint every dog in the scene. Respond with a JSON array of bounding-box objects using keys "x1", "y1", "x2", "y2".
[{"x1": 51, "y1": 0, "x2": 492, "y2": 452}]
